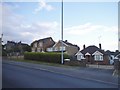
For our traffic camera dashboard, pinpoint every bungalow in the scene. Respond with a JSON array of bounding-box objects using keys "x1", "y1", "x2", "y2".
[
  {"x1": 47, "y1": 40, "x2": 80, "y2": 56},
  {"x1": 115, "y1": 53, "x2": 120, "y2": 59},
  {"x1": 31, "y1": 37, "x2": 55, "y2": 52},
  {"x1": 75, "y1": 44, "x2": 109, "y2": 65},
  {"x1": 106, "y1": 50, "x2": 120, "y2": 64}
]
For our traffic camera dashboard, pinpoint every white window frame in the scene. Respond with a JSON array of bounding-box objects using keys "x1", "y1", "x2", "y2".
[
  {"x1": 77, "y1": 55, "x2": 84, "y2": 61},
  {"x1": 34, "y1": 43, "x2": 37, "y2": 47},
  {"x1": 92, "y1": 51, "x2": 103, "y2": 61},
  {"x1": 39, "y1": 42, "x2": 43, "y2": 47},
  {"x1": 59, "y1": 46, "x2": 66, "y2": 51},
  {"x1": 94, "y1": 55, "x2": 103, "y2": 61},
  {"x1": 54, "y1": 47, "x2": 58, "y2": 51},
  {"x1": 47, "y1": 48, "x2": 53, "y2": 52}
]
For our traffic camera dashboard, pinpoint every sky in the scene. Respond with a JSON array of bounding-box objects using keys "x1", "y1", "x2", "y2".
[{"x1": 1, "y1": 0, "x2": 119, "y2": 51}]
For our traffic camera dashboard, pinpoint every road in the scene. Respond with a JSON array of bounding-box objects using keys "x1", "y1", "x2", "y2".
[{"x1": 2, "y1": 60, "x2": 118, "y2": 88}]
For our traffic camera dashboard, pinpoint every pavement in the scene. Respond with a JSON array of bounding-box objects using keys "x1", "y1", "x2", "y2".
[{"x1": 2, "y1": 58, "x2": 119, "y2": 87}]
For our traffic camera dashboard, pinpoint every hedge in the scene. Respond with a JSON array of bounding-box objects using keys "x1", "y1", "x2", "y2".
[{"x1": 24, "y1": 52, "x2": 70, "y2": 64}]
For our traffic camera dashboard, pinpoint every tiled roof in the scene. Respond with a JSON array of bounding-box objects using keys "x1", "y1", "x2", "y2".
[
  {"x1": 81, "y1": 45, "x2": 105, "y2": 55},
  {"x1": 106, "y1": 50, "x2": 120, "y2": 56},
  {"x1": 37, "y1": 37, "x2": 52, "y2": 42},
  {"x1": 31, "y1": 37, "x2": 55, "y2": 47},
  {"x1": 62, "y1": 40, "x2": 80, "y2": 50}
]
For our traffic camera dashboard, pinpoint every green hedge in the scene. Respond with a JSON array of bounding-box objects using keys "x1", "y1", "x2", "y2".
[{"x1": 24, "y1": 52, "x2": 70, "y2": 64}]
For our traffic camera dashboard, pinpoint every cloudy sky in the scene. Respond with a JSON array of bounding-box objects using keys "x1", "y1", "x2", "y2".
[{"x1": 1, "y1": 0, "x2": 119, "y2": 51}]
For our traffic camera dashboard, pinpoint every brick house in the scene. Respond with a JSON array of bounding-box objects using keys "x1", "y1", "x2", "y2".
[
  {"x1": 75, "y1": 44, "x2": 109, "y2": 65},
  {"x1": 31, "y1": 37, "x2": 55, "y2": 52},
  {"x1": 47, "y1": 40, "x2": 80, "y2": 56}
]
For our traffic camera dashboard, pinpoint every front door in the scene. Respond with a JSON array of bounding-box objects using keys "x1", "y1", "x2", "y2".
[{"x1": 86, "y1": 55, "x2": 91, "y2": 64}]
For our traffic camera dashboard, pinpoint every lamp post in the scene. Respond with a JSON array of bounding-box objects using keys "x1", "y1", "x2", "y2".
[
  {"x1": 61, "y1": 0, "x2": 64, "y2": 64},
  {"x1": 0, "y1": 34, "x2": 3, "y2": 44}
]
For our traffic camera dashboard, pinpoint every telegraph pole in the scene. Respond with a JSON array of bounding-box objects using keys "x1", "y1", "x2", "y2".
[{"x1": 61, "y1": 0, "x2": 64, "y2": 64}]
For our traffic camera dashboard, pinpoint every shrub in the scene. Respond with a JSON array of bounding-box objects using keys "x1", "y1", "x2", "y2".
[{"x1": 24, "y1": 52, "x2": 70, "y2": 64}]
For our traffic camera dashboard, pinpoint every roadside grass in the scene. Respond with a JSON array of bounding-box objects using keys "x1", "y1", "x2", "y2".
[{"x1": 7, "y1": 57, "x2": 78, "y2": 68}]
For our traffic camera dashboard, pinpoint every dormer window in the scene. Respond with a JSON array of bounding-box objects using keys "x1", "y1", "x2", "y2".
[
  {"x1": 94, "y1": 55, "x2": 103, "y2": 61},
  {"x1": 92, "y1": 51, "x2": 103, "y2": 61},
  {"x1": 76, "y1": 52, "x2": 85, "y2": 61}
]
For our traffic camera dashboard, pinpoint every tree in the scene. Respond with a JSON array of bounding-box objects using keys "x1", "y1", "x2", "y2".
[{"x1": 22, "y1": 45, "x2": 31, "y2": 52}]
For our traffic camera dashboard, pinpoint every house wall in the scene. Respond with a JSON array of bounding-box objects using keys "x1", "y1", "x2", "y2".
[
  {"x1": 32, "y1": 38, "x2": 55, "y2": 52},
  {"x1": 66, "y1": 46, "x2": 79, "y2": 56},
  {"x1": 43, "y1": 39, "x2": 55, "y2": 52},
  {"x1": 32, "y1": 42, "x2": 37, "y2": 52},
  {"x1": 53, "y1": 42, "x2": 79, "y2": 56},
  {"x1": 77, "y1": 54, "x2": 109, "y2": 65},
  {"x1": 89, "y1": 55, "x2": 109, "y2": 65},
  {"x1": 52, "y1": 42, "x2": 66, "y2": 51}
]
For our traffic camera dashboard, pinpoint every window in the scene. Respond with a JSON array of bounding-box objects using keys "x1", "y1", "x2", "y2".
[
  {"x1": 39, "y1": 42, "x2": 43, "y2": 47},
  {"x1": 47, "y1": 48, "x2": 53, "y2": 52},
  {"x1": 94, "y1": 55, "x2": 103, "y2": 61},
  {"x1": 54, "y1": 47, "x2": 58, "y2": 51},
  {"x1": 60, "y1": 46, "x2": 66, "y2": 51},
  {"x1": 77, "y1": 54, "x2": 84, "y2": 61},
  {"x1": 34, "y1": 43, "x2": 37, "y2": 47},
  {"x1": 37, "y1": 48, "x2": 41, "y2": 52},
  {"x1": 77, "y1": 55, "x2": 81, "y2": 60}
]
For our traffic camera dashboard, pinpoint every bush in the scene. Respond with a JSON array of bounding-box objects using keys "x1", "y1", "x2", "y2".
[
  {"x1": 24, "y1": 52, "x2": 70, "y2": 64},
  {"x1": 2, "y1": 51, "x2": 7, "y2": 56}
]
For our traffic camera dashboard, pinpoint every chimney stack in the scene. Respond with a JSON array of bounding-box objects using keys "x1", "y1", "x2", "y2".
[
  {"x1": 99, "y1": 43, "x2": 102, "y2": 49},
  {"x1": 65, "y1": 40, "x2": 67, "y2": 42},
  {"x1": 83, "y1": 44, "x2": 85, "y2": 49}
]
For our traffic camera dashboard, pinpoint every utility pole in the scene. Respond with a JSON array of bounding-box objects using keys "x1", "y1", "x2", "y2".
[{"x1": 61, "y1": 0, "x2": 64, "y2": 64}]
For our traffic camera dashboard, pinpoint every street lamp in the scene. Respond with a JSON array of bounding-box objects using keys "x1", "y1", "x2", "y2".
[
  {"x1": 61, "y1": 0, "x2": 64, "y2": 64},
  {"x1": 0, "y1": 34, "x2": 3, "y2": 44}
]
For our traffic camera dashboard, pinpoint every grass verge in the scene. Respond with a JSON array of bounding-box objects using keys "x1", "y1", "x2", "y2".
[{"x1": 6, "y1": 57, "x2": 78, "y2": 68}]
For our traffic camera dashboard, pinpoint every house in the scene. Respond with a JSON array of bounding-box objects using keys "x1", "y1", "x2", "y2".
[
  {"x1": 31, "y1": 37, "x2": 55, "y2": 52},
  {"x1": 75, "y1": 44, "x2": 109, "y2": 65},
  {"x1": 5, "y1": 41, "x2": 31, "y2": 56},
  {"x1": 5, "y1": 41, "x2": 16, "y2": 52},
  {"x1": 115, "y1": 53, "x2": 120, "y2": 59},
  {"x1": 47, "y1": 40, "x2": 80, "y2": 56},
  {"x1": 106, "y1": 50, "x2": 120, "y2": 64}
]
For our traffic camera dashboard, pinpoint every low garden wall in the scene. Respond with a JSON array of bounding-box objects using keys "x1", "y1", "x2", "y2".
[{"x1": 64, "y1": 60, "x2": 86, "y2": 67}]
